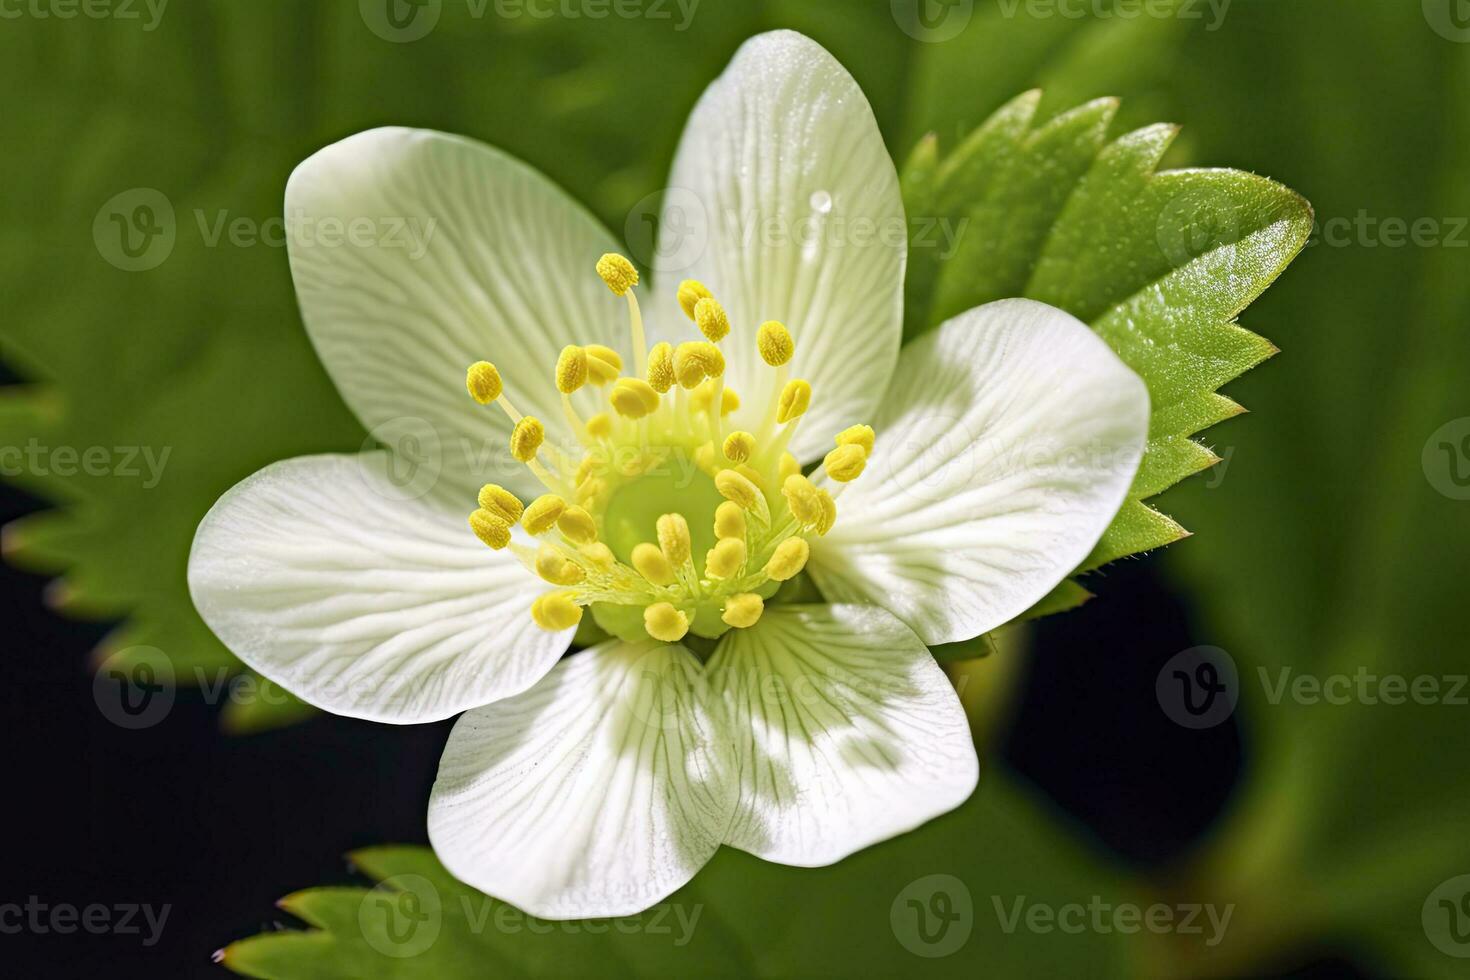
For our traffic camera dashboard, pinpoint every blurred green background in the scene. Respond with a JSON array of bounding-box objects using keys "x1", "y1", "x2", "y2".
[{"x1": 3, "y1": 0, "x2": 1468, "y2": 976}]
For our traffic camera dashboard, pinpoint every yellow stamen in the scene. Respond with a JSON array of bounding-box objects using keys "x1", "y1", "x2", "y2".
[
  {"x1": 723, "y1": 430, "x2": 756, "y2": 463},
  {"x1": 722, "y1": 593, "x2": 764, "y2": 629},
  {"x1": 815, "y1": 488, "x2": 838, "y2": 536},
  {"x1": 596, "y1": 253, "x2": 639, "y2": 296},
  {"x1": 656, "y1": 513, "x2": 691, "y2": 567},
  {"x1": 466, "y1": 361, "x2": 503, "y2": 404},
  {"x1": 836, "y1": 424, "x2": 876, "y2": 454},
  {"x1": 631, "y1": 542, "x2": 676, "y2": 586},
  {"x1": 674, "y1": 341, "x2": 725, "y2": 389},
  {"x1": 757, "y1": 321, "x2": 794, "y2": 366},
  {"x1": 477, "y1": 484, "x2": 523, "y2": 525},
  {"x1": 586, "y1": 412, "x2": 612, "y2": 438},
  {"x1": 469, "y1": 510, "x2": 511, "y2": 550},
  {"x1": 721, "y1": 388, "x2": 740, "y2": 416},
  {"x1": 778, "y1": 452, "x2": 802, "y2": 483},
  {"x1": 531, "y1": 591, "x2": 583, "y2": 631},
  {"x1": 715, "y1": 469, "x2": 762, "y2": 511},
  {"x1": 714, "y1": 501, "x2": 746, "y2": 541},
  {"x1": 585, "y1": 345, "x2": 622, "y2": 385},
  {"x1": 647, "y1": 342, "x2": 675, "y2": 393},
  {"x1": 581, "y1": 542, "x2": 616, "y2": 568},
  {"x1": 610, "y1": 377, "x2": 660, "y2": 419},
  {"x1": 522, "y1": 494, "x2": 566, "y2": 535},
  {"x1": 556, "y1": 505, "x2": 598, "y2": 545},
  {"x1": 677, "y1": 279, "x2": 713, "y2": 320},
  {"x1": 765, "y1": 536, "x2": 810, "y2": 581},
  {"x1": 704, "y1": 537, "x2": 746, "y2": 580},
  {"x1": 694, "y1": 297, "x2": 730, "y2": 343},
  {"x1": 782, "y1": 474, "x2": 823, "y2": 526},
  {"x1": 536, "y1": 545, "x2": 586, "y2": 586},
  {"x1": 556, "y1": 346, "x2": 588, "y2": 394},
  {"x1": 776, "y1": 380, "x2": 811, "y2": 424},
  {"x1": 510, "y1": 416, "x2": 545, "y2": 462},
  {"x1": 644, "y1": 602, "x2": 689, "y2": 642},
  {"x1": 824, "y1": 444, "x2": 867, "y2": 482}
]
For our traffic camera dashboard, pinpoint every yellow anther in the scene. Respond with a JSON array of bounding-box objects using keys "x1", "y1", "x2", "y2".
[
  {"x1": 555, "y1": 345, "x2": 588, "y2": 394},
  {"x1": 778, "y1": 452, "x2": 802, "y2": 483},
  {"x1": 715, "y1": 469, "x2": 763, "y2": 511},
  {"x1": 782, "y1": 474, "x2": 823, "y2": 526},
  {"x1": 531, "y1": 591, "x2": 583, "y2": 631},
  {"x1": 714, "y1": 500, "x2": 746, "y2": 541},
  {"x1": 580, "y1": 542, "x2": 616, "y2": 568},
  {"x1": 690, "y1": 380, "x2": 717, "y2": 413},
  {"x1": 734, "y1": 463, "x2": 766, "y2": 488},
  {"x1": 776, "y1": 379, "x2": 811, "y2": 424},
  {"x1": 722, "y1": 593, "x2": 764, "y2": 629},
  {"x1": 644, "y1": 602, "x2": 689, "y2": 642},
  {"x1": 586, "y1": 412, "x2": 612, "y2": 438},
  {"x1": 536, "y1": 545, "x2": 586, "y2": 586},
  {"x1": 631, "y1": 542, "x2": 676, "y2": 586},
  {"x1": 469, "y1": 509, "x2": 511, "y2": 550},
  {"x1": 704, "y1": 537, "x2": 746, "y2": 580},
  {"x1": 476, "y1": 484, "x2": 523, "y2": 525},
  {"x1": 510, "y1": 416, "x2": 545, "y2": 462},
  {"x1": 522, "y1": 494, "x2": 567, "y2": 535},
  {"x1": 694, "y1": 297, "x2": 730, "y2": 343},
  {"x1": 585, "y1": 345, "x2": 623, "y2": 385},
  {"x1": 765, "y1": 536, "x2": 810, "y2": 582},
  {"x1": 815, "y1": 488, "x2": 838, "y2": 536},
  {"x1": 723, "y1": 431, "x2": 756, "y2": 463},
  {"x1": 466, "y1": 361, "x2": 503, "y2": 404},
  {"x1": 647, "y1": 342, "x2": 675, "y2": 393},
  {"x1": 576, "y1": 477, "x2": 607, "y2": 506},
  {"x1": 824, "y1": 444, "x2": 867, "y2": 482},
  {"x1": 721, "y1": 388, "x2": 740, "y2": 416},
  {"x1": 757, "y1": 321, "x2": 794, "y2": 366},
  {"x1": 596, "y1": 253, "x2": 639, "y2": 296},
  {"x1": 610, "y1": 377, "x2": 660, "y2": 419},
  {"x1": 676, "y1": 279, "x2": 713, "y2": 320},
  {"x1": 656, "y1": 513, "x2": 691, "y2": 567},
  {"x1": 556, "y1": 505, "x2": 598, "y2": 545},
  {"x1": 674, "y1": 341, "x2": 725, "y2": 389},
  {"x1": 694, "y1": 441, "x2": 718, "y2": 474},
  {"x1": 574, "y1": 456, "x2": 604, "y2": 486},
  {"x1": 836, "y1": 424, "x2": 876, "y2": 455}
]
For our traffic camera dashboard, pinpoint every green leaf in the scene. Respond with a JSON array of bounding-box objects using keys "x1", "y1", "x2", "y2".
[
  {"x1": 219, "y1": 776, "x2": 1138, "y2": 979},
  {"x1": 901, "y1": 93, "x2": 1311, "y2": 590}
]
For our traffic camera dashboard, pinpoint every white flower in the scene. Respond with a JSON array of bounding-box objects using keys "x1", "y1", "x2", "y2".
[{"x1": 188, "y1": 31, "x2": 1148, "y2": 919}]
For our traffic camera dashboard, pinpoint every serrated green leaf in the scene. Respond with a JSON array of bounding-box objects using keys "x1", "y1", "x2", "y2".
[{"x1": 901, "y1": 95, "x2": 1311, "y2": 600}]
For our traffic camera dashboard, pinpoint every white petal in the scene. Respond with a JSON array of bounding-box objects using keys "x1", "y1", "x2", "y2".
[
  {"x1": 286, "y1": 128, "x2": 622, "y2": 500},
  {"x1": 428, "y1": 641, "x2": 734, "y2": 919},
  {"x1": 708, "y1": 604, "x2": 977, "y2": 866},
  {"x1": 655, "y1": 31, "x2": 904, "y2": 461},
  {"x1": 809, "y1": 299, "x2": 1150, "y2": 645},
  {"x1": 187, "y1": 452, "x2": 569, "y2": 723}
]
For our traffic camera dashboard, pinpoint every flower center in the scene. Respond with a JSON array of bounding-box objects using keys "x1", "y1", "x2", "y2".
[{"x1": 462, "y1": 254, "x2": 875, "y2": 644}]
